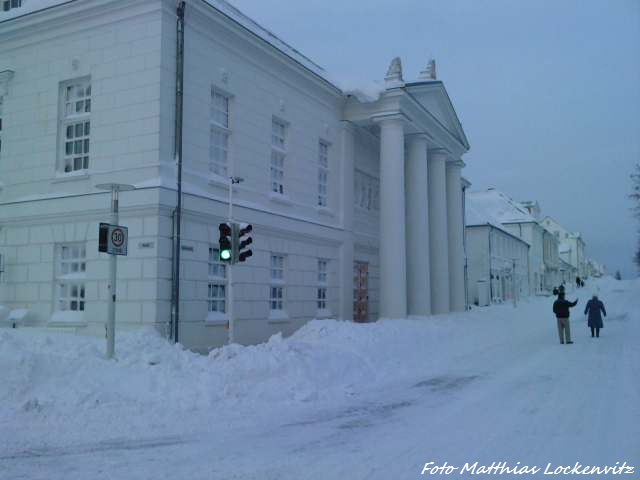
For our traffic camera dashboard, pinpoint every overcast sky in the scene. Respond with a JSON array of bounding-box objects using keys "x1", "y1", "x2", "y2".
[{"x1": 227, "y1": 0, "x2": 640, "y2": 278}]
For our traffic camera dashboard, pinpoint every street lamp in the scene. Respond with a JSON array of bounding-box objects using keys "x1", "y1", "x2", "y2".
[{"x1": 95, "y1": 183, "x2": 135, "y2": 359}]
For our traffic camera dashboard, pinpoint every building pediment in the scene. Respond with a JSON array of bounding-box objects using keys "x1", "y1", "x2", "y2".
[{"x1": 404, "y1": 81, "x2": 469, "y2": 151}]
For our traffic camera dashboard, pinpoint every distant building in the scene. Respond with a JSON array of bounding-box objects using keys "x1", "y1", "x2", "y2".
[
  {"x1": 585, "y1": 258, "x2": 605, "y2": 278},
  {"x1": 467, "y1": 189, "x2": 551, "y2": 295},
  {"x1": 541, "y1": 216, "x2": 587, "y2": 278},
  {"x1": 0, "y1": 0, "x2": 470, "y2": 349},
  {"x1": 521, "y1": 201, "x2": 560, "y2": 290},
  {"x1": 558, "y1": 257, "x2": 577, "y2": 286},
  {"x1": 465, "y1": 193, "x2": 530, "y2": 305}
]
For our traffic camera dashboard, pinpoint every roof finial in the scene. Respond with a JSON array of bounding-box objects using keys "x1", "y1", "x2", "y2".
[
  {"x1": 419, "y1": 58, "x2": 437, "y2": 81},
  {"x1": 385, "y1": 57, "x2": 404, "y2": 89}
]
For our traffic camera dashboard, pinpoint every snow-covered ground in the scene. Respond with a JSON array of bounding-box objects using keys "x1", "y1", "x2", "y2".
[{"x1": 1, "y1": 277, "x2": 638, "y2": 479}]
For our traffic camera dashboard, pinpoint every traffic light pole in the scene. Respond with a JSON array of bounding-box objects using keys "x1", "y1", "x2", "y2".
[{"x1": 227, "y1": 176, "x2": 243, "y2": 344}]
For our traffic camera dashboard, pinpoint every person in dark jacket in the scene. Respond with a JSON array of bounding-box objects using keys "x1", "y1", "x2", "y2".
[
  {"x1": 584, "y1": 294, "x2": 607, "y2": 338},
  {"x1": 553, "y1": 292, "x2": 578, "y2": 344}
]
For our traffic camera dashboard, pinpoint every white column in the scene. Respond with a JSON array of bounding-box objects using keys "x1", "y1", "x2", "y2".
[
  {"x1": 378, "y1": 116, "x2": 407, "y2": 319},
  {"x1": 339, "y1": 121, "x2": 356, "y2": 320},
  {"x1": 405, "y1": 135, "x2": 431, "y2": 316},
  {"x1": 428, "y1": 148, "x2": 450, "y2": 314},
  {"x1": 446, "y1": 161, "x2": 466, "y2": 312}
]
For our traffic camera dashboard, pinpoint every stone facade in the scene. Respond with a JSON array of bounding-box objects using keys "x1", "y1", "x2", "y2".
[{"x1": 0, "y1": 0, "x2": 469, "y2": 349}]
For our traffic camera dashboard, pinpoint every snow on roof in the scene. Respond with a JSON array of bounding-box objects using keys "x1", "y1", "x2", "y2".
[
  {"x1": 2, "y1": 0, "x2": 371, "y2": 95},
  {"x1": 200, "y1": 0, "x2": 338, "y2": 88},
  {"x1": 467, "y1": 189, "x2": 537, "y2": 224},
  {"x1": 465, "y1": 194, "x2": 530, "y2": 244},
  {"x1": 465, "y1": 195, "x2": 505, "y2": 228}
]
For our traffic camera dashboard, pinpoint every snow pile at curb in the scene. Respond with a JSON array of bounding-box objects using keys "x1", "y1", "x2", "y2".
[{"x1": 1, "y1": 277, "x2": 636, "y2": 423}]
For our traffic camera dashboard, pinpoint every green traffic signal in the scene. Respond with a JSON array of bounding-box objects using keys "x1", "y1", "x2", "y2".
[{"x1": 218, "y1": 222, "x2": 233, "y2": 263}]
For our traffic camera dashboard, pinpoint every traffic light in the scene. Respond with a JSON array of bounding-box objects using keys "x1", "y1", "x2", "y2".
[
  {"x1": 237, "y1": 223, "x2": 253, "y2": 262},
  {"x1": 218, "y1": 223, "x2": 233, "y2": 262}
]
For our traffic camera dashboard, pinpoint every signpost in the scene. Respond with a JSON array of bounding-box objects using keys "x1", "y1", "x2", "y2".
[{"x1": 96, "y1": 183, "x2": 135, "y2": 359}]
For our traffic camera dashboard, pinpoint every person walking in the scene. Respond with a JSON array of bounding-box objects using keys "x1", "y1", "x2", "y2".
[
  {"x1": 553, "y1": 290, "x2": 579, "y2": 344},
  {"x1": 584, "y1": 293, "x2": 607, "y2": 338}
]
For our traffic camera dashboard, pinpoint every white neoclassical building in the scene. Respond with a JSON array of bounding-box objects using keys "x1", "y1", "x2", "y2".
[{"x1": 0, "y1": 0, "x2": 469, "y2": 350}]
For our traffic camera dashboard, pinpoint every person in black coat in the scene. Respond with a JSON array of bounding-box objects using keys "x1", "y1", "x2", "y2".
[
  {"x1": 584, "y1": 294, "x2": 607, "y2": 338},
  {"x1": 553, "y1": 292, "x2": 579, "y2": 344}
]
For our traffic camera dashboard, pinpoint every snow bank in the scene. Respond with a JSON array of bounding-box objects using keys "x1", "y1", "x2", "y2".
[
  {"x1": 1, "y1": 277, "x2": 636, "y2": 450},
  {"x1": 0, "y1": 308, "x2": 513, "y2": 423}
]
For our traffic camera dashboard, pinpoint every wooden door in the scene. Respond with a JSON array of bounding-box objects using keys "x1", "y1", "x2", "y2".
[{"x1": 353, "y1": 261, "x2": 369, "y2": 322}]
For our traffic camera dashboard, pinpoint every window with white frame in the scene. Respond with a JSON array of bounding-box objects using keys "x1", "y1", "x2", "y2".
[
  {"x1": 210, "y1": 89, "x2": 230, "y2": 177},
  {"x1": 270, "y1": 254, "x2": 285, "y2": 310},
  {"x1": 60, "y1": 78, "x2": 91, "y2": 173},
  {"x1": 207, "y1": 247, "x2": 227, "y2": 314},
  {"x1": 2, "y1": 0, "x2": 21, "y2": 11},
  {"x1": 57, "y1": 244, "x2": 86, "y2": 312},
  {"x1": 318, "y1": 141, "x2": 329, "y2": 207},
  {"x1": 270, "y1": 118, "x2": 286, "y2": 195},
  {"x1": 317, "y1": 259, "x2": 328, "y2": 310}
]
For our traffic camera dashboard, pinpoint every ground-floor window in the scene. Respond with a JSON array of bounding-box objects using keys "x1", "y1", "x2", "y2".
[
  {"x1": 208, "y1": 247, "x2": 227, "y2": 314},
  {"x1": 57, "y1": 243, "x2": 86, "y2": 312}
]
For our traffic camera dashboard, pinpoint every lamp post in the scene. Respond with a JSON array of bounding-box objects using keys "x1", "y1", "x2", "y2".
[{"x1": 96, "y1": 183, "x2": 135, "y2": 359}]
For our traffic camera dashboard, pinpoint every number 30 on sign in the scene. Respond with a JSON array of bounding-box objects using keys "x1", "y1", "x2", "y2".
[{"x1": 99, "y1": 223, "x2": 128, "y2": 256}]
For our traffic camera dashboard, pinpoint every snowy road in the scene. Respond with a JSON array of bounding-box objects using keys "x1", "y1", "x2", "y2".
[{"x1": 2, "y1": 278, "x2": 639, "y2": 479}]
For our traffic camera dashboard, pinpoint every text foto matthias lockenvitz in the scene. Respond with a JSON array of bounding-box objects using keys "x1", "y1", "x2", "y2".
[{"x1": 421, "y1": 461, "x2": 635, "y2": 476}]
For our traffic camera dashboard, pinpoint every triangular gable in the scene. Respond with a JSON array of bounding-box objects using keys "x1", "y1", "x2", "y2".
[{"x1": 405, "y1": 81, "x2": 470, "y2": 150}]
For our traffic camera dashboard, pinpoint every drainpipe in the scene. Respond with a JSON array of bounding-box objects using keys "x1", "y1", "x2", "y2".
[
  {"x1": 488, "y1": 226, "x2": 493, "y2": 302},
  {"x1": 172, "y1": 1, "x2": 185, "y2": 343}
]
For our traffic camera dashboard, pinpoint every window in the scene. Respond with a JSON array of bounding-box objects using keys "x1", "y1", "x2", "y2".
[
  {"x1": 2, "y1": 0, "x2": 21, "y2": 11},
  {"x1": 207, "y1": 247, "x2": 227, "y2": 313},
  {"x1": 57, "y1": 244, "x2": 86, "y2": 312},
  {"x1": 317, "y1": 259, "x2": 328, "y2": 310},
  {"x1": 210, "y1": 89, "x2": 230, "y2": 177},
  {"x1": 270, "y1": 254, "x2": 285, "y2": 310},
  {"x1": 271, "y1": 118, "x2": 286, "y2": 195},
  {"x1": 318, "y1": 141, "x2": 329, "y2": 207},
  {"x1": 60, "y1": 78, "x2": 91, "y2": 173}
]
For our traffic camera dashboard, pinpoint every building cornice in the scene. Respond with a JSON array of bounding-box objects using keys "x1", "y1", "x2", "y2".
[{"x1": 189, "y1": 0, "x2": 342, "y2": 100}]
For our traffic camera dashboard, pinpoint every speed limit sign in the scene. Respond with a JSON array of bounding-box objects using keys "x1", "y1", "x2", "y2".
[{"x1": 99, "y1": 223, "x2": 128, "y2": 256}]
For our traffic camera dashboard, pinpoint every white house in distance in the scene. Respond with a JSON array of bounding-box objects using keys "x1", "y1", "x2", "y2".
[
  {"x1": 465, "y1": 193, "x2": 529, "y2": 306},
  {"x1": 520, "y1": 200, "x2": 560, "y2": 290},
  {"x1": 467, "y1": 189, "x2": 553, "y2": 295},
  {"x1": 558, "y1": 256, "x2": 577, "y2": 286},
  {"x1": 541, "y1": 216, "x2": 587, "y2": 279},
  {"x1": 0, "y1": 0, "x2": 469, "y2": 351}
]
